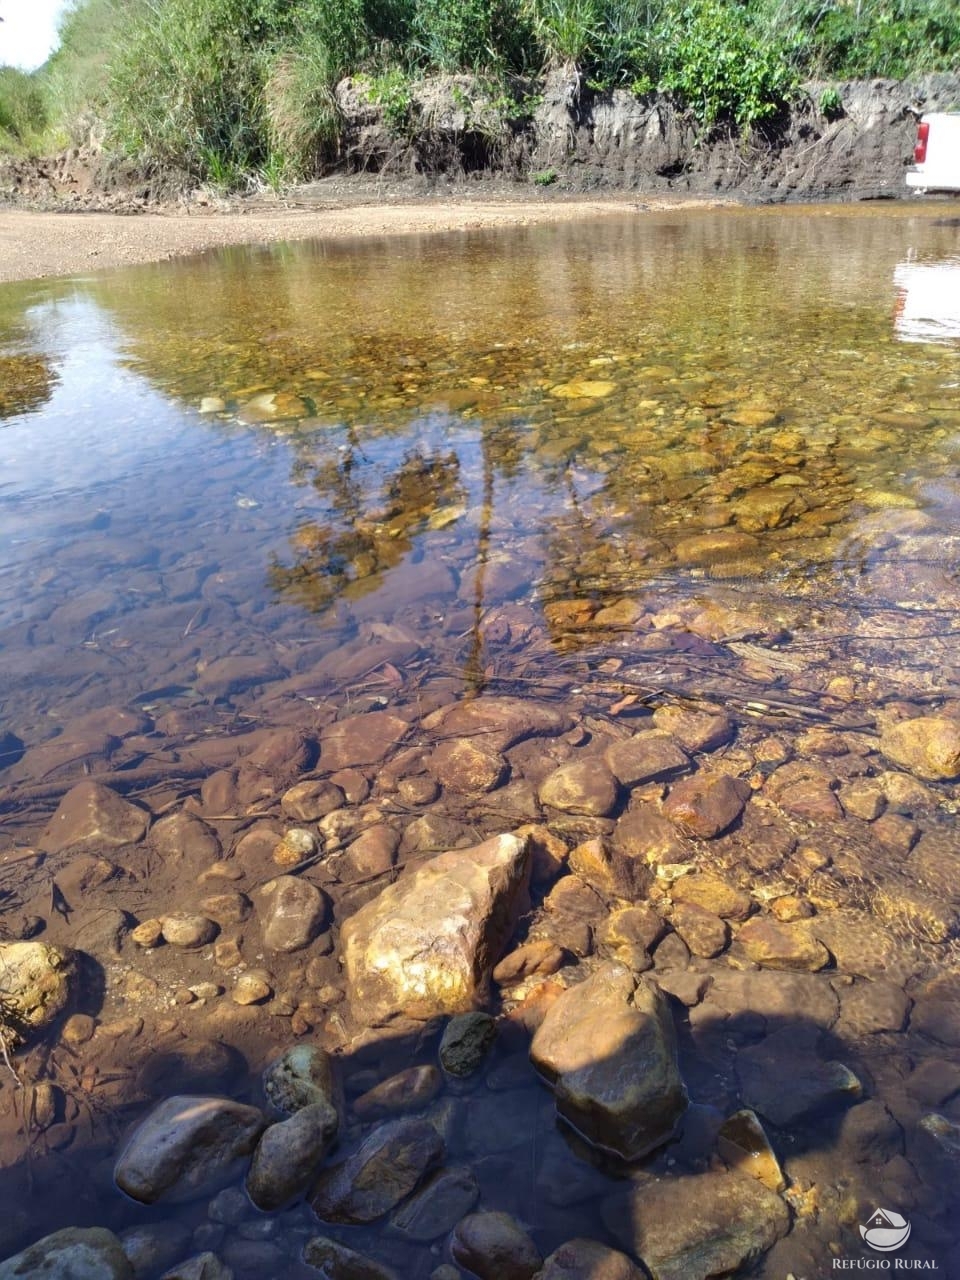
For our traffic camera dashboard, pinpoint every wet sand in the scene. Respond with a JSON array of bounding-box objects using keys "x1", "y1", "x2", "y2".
[{"x1": 0, "y1": 194, "x2": 730, "y2": 285}]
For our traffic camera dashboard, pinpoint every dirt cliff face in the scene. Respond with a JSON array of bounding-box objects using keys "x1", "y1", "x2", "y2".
[{"x1": 336, "y1": 71, "x2": 960, "y2": 202}]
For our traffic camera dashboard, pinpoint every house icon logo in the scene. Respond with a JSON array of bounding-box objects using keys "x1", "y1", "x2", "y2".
[{"x1": 860, "y1": 1208, "x2": 912, "y2": 1252}]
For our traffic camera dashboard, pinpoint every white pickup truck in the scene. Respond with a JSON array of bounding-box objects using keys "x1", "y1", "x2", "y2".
[{"x1": 906, "y1": 113, "x2": 960, "y2": 194}]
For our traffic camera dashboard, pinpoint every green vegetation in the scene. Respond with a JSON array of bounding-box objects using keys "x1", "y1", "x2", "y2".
[
  {"x1": 362, "y1": 68, "x2": 415, "y2": 135},
  {"x1": 818, "y1": 85, "x2": 843, "y2": 118},
  {"x1": 0, "y1": 68, "x2": 49, "y2": 152},
  {"x1": 1, "y1": 0, "x2": 958, "y2": 181},
  {"x1": 533, "y1": 166, "x2": 559, "y2": 185}
]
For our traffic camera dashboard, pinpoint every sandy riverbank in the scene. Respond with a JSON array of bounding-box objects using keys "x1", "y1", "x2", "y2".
[{"x1": 0, "y1": 192, "x2": 732, "y2": 285}]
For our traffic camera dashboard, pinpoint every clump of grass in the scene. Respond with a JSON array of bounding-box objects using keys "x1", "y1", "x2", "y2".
[
  {"x1": 105, "y1": 0, "x2": 269, "y2": 181},
  {"x1": 0, "y1": 68, "x2": 49, "y2": 153},
  {"x1": 264, "y1": 37, "x2": 343, "y2": 178},
  {"x1": 411, "y1": 0, "x2": 534, "y2": 73}
]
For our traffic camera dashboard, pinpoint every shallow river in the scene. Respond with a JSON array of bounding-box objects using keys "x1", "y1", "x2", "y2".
[{"x1": 0, "y1": 205, "x2": 959, "y2": 1279}]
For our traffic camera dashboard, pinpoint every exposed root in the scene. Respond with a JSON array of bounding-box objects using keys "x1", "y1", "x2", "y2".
[{"x1": 0, "y1": 1006, "x2": 23, "y2": 1089}]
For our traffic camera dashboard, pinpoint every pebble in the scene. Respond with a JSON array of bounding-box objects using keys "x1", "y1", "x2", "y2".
[
  {"x1": 161, "y1": 916, "x2": 219, "y2": 949},
  {"x1": 232, "y1": 971, "x2": 273, "y2": 1005},
  {"x1": 132, "y1": 919, "x2": 164, "y2": 948},
  {"x1": 272, "y1": 828, "x2": 318, "y2": 869}
]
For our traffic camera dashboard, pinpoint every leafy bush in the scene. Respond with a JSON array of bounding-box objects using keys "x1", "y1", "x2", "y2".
[
  {"x1": 655, "y1": 0, "x2": 795, "y2": 127},
  {"x1": 818, "y1": 84, "x2": 842, "y2": 116},
  {"x1": 363, "y1": 67, "x2": 414, "y2": 133}
]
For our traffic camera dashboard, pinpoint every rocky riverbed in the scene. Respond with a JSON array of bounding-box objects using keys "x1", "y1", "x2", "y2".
[{"x1": 1, "y1": 667, "x2": 958, "y2": 1278}]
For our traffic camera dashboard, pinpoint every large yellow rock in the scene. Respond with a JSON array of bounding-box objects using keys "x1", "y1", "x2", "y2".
[
  {"x1": 342, "y1": 833, "x2": 531, "y2": 1024},
  {"x1": 0, "y1": 942, "x2": 76, "y2": 1046},
  {"x1": 880, "y1": 716, "x2": 960, "y2": 781}
]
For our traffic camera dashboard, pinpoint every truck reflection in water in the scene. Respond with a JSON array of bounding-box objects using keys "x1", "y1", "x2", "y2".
[{"x1": 893, "y1": 256, "x2": 960, "y2": 343}]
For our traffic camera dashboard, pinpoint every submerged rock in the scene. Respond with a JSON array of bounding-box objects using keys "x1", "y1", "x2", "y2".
[
  {"x1": 354, "y1": 1065, "x2": 442, "y2": 1120},
  {"x1": 42, "y1": 780, "x2": 149, "y2": 852},
  {"x1": 737, "y1": 1032, "x2": 861, "y2": 1126},
  {"x1": 0, "y1": 941, "x2": 76, "y2": 1045},
  {"x1": 663, "y1": 773, "x2": 749, "y2": 838},
  {"x1": 604, "y1": 731, "x2": 689, "y2": 786},
  {"x1": 451, "y1": 1211, "x2": 543, "y2": 1280},
  {"x1": 159, "y1": 1256, "x2": 232, "y2": 1280},
  {"x1": 120, "y1": 1223, "x2": 193, "y2": 1278},
  {"x1": 263, "y1": 1045, "x2": 340, "y2": 1118},
  {"x1": 160, "y1": 916, "x2": 219, "y2": 949},
  {"x1": 390, "y1": 1166, "x2": 479, "y2": 1241},
  {"x1": 603, "y1": 1171, "x2": 790, "y2": 1280},
  {"x1": 439, "y1": 1012, "x2": 497, "y2": 1077},
  {"x1": 246, "y1": 1101, "x2": 339, "y2": 1210},
  {"x1": 737, "y1": 918, "x2": 829, "y2": 971},
  {"x1": 530, "y1": 961, "x2": 687, "y2": 1160},
  {"x1": 421, "y1": 697, "x2": 571, "y2": 754},
  {"x1": 259, "y1": 875, "x2": 329, "y2": 953},
  {"x1": 0, "y1": 1227, "x2": 133, "y2": 1280},
  {"x1": 310, "y1": 1118, "x2": 443, "y2": 1223},
  {"x1": 880, "y1": 715, "x2": 960, "y2": 780},
  {"x1": 320, "y1": 711, "x2": 409, "y2": 770},
  {"x1": 539, "y1": 759, "x2": 620, "y2": 817},
  {"x1": 342, "y1": 833, "x2": 531, "y2": 1023},
  {"x1": 534, "y1": 1239, "x2": 646, "y2": 1280},
  {"x1": 303, "y1": 1237, "x2": 398, "y2": 1280},
  {"x1": 151, "y1": 812, "x2": 221, "y2": 863},
  {"x1": 114, "y1": 1095, "x2": 264, "y2": 1204},
  {"x1": 429, "y1": 738, "x2": 508, "y2": 794},
  {"x1": 717, "y1": 1109, "x2": 786, "y2": 1191},
  {"x1": 669, "y1": 873, "x2": 752, "y2": 921}
]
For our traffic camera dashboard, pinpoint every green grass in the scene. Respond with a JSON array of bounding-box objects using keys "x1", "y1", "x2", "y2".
[{"x1": 0, "y1": 67, "x2": 50, "y2": 153}]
